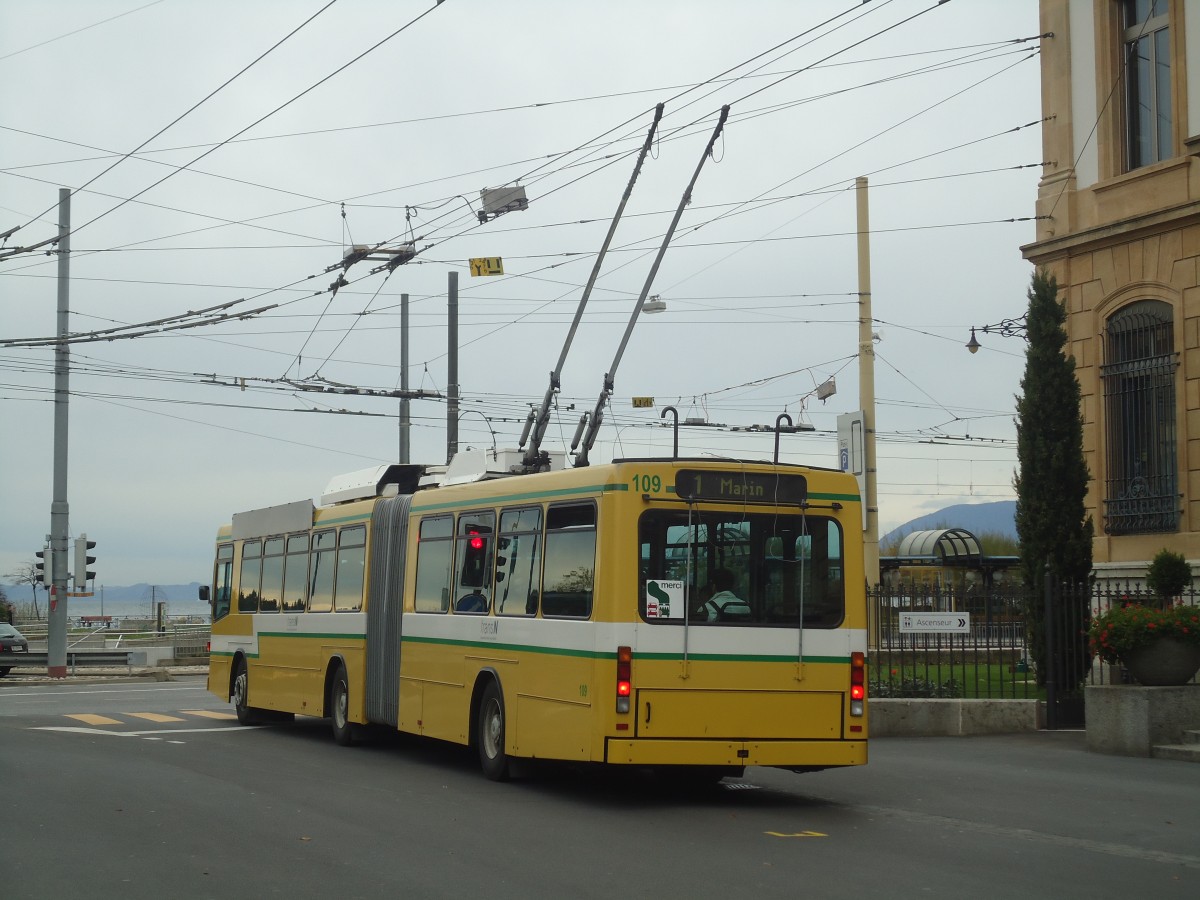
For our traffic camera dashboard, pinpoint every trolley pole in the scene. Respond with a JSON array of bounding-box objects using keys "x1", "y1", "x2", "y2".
[
  {"x1": 446, "y1": 271, "x2": 459, "y2": 464},
  {"x1": 399, "y1": 293, "x2": 410, "y2": 464},
  {"x1": 48, "y1": 188, "x2": 72, "y2": 677}
]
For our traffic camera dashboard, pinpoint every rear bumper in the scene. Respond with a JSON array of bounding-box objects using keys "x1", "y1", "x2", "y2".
[{"x1": 604, "y1": 738, "x2": 867, "y2": 768}]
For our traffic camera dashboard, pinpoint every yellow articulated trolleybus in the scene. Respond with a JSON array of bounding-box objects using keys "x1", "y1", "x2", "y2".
[{"x1": 205, "y1": 453, "x2": 868, "y2": 781}]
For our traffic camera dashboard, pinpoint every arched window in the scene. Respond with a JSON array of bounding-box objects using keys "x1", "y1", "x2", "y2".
[{"x1": 1101, "y1": 299, "x2": 1178, "y2": 533}]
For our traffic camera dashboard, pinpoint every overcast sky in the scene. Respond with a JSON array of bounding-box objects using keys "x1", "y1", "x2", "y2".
[{"x1": 1, "y1": 0, "x2": 1041, "y2": 590}]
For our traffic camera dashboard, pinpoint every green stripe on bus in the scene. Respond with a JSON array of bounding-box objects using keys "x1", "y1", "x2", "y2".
[
  {"x1": 316, "y1": 512, "x2": 372, "y2": 526},
  {"x1": 401, "y1": 634, "x2": 848, "y2": 664},
  {"x1": 255, "y1": 632, "x2": 366, "y2": 641},
  {"x1": 634, "y1": 652, "x2": 848, "y2": 664},
  {"x1": 402, "y1": 635, "x2": 595, "y2": 658},
  {"x1": 210, "y1": 650, "x2": 258, "y2": 659},
  {"x1": 809, "y1": 491, "x2": 861, "y2": 503}
]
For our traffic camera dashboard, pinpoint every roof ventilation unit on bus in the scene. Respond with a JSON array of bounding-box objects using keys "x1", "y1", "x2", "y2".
[
  {"x1": 421, "y1": 448, "x2": 567, "y2": 487},
  {"x1": 321, "y1": 464, "x2": 423, "y2": 505}
]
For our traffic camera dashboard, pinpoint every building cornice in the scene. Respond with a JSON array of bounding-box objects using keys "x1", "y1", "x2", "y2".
[{"x1": 1022, "y1": 199, "x2": 1200, "y2": 262}]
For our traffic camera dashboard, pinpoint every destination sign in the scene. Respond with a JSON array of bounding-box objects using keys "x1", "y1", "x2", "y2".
[
  {"x1": 674, "y1": 469, "x2": 807, "y2": 504},
  {"x1": 899, "y1": 612, "x2": 970, "y2": 634}
]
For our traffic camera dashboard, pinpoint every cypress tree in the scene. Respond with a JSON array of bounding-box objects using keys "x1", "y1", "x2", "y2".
[{"x1": 1013, "y1": 270, "x2": 1093, "y2": 688}]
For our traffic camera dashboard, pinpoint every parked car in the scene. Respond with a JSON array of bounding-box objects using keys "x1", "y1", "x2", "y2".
[{"x1": 0, "y1": 623, "x2": 30, "y2": 676}]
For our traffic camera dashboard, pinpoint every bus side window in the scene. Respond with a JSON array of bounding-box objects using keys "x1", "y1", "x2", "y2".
[
  {"x1": 213, "y1": 544, "x2": 233, "y2": 621},
  {"x1": 307, "y1": 529, "x2": 336, "y2": 612},
  {"x1": 454, "y1": 511, "x2": 495, "y2": 615},
  {"x1": 414, "y1": 516, "x2": 453, "y2": 613},
  {"x1": 238, "y1": 540, "x2": 262, "y2": 613},
  {"x1": 496, "y1": 506, "x2": 541, "y2": 617},
  {"x1": 282, "y1": 533, "x2": 309, "y2": 613},
  {"x1": 260, "y1": 537, "x2": 285, "y2": 612},
  {"x1": 541, "y1": 503, "x2": 596, "y2": 618},
  {"x1": 334, "y1": 525, "x2": 366, "y2": 612}
]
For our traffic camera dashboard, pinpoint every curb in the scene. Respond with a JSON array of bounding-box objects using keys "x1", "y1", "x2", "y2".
[{"x1": 0, "y1": 666, "x2": 208, "y2": 686}]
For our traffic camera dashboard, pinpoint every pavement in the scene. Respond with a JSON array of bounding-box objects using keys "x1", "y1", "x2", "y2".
[{"x1": 0, "y1": 664, "x2": 210, "y2": 684}]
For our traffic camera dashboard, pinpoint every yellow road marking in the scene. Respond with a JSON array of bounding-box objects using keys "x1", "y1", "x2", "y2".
[
  {"x1": 66, "y1": 714, "x2": 122, "y2": 726},
  {"x1": 127, "y1": 712, "x2": 185, "y2": 723},
  {"x1": 765, "y1": 831, "x2": 828, "y2": 838},
  {"x1": 181, "y1": 709, "x2": 237, "y2": 720}
]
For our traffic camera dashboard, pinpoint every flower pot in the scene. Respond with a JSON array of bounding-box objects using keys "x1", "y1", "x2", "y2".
[{"x1": 1123, "y1": 637, "x2": 1200, "y2": 686}]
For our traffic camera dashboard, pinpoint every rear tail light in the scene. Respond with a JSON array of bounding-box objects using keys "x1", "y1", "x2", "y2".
[
  {"x1": 850, "y1": 651, "x2": 865, "y2": 716},
  {"x1": 616, "y1": 645, "x2": 632, "y2": 714}
]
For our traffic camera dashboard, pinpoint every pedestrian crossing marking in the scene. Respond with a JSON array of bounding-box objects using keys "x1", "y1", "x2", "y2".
[
  {"x1": 36, "y1": 707, "x2": 261, "y2": 742},
  {"x1": 180, "y1": 709, "x2": 237, "y2": 720},
  {"x1": 66, "y1": 713, "x2": 123, "y2": 726},
  {"x1": 61, "y1": 709, "x2": 237, "y2": 728}
]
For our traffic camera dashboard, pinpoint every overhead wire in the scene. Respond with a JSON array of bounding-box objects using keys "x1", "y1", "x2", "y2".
[
  {"x1": 0, "y1": 5, "x2": 1036, "y2": 472},
  {"x1": 6, "y1": 0, "x2": 343, "y2": 242},
  {"x1": 7, "y1": 0, "x2": 448, "y2": 253},
  {"x1": 0, "y1": 0, "x2": 169, "y2": 63}
]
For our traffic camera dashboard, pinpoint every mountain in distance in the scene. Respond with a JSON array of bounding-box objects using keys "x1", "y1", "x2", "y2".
[
  {"x1": 1, "y1": 582, "x2": 202, "y2": 602},
  {"x1": 2, "y1": 582, "x2": 207, "y2": 619},
  {"x1": 881, "y1": 500, "x2": 1017, "y2": 549},
  {"x1": 79, "y1": 582, "x2": 204, "y2": 604}
]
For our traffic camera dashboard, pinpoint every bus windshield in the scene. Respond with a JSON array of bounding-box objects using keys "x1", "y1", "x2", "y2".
[{"x1": 638, "y1": 509, "x2": 844, "y2": 627}]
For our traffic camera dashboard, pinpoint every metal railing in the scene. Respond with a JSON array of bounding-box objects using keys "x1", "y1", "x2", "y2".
[
  {"x1": 870, "y1": 584, "x2": 1035, "y2": 700},
  {"x1": 868, "y1": 583, "x2": 1199, "y2": 712},
  {"x1": 13, "y1": 621, "x2": 210, "y2": 659}
]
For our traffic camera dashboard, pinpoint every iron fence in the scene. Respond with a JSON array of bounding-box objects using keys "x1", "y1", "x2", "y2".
[{"x1": 868, "y1": 582, "x2": 1199, "y2": 720}]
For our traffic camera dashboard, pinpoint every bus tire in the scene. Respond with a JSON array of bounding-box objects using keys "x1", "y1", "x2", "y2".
[
  {"x1": 232, "y1": 658, "x2": 264, "y2": 726},
  {"x1": 477, "y1": 680, "x2": 510, "y2": 782},
  {"x1": 330, "y1": 663, "x2": 357, "y2": 746}
]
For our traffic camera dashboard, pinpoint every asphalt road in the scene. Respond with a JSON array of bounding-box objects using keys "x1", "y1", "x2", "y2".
[{"x1": 1, "y1": 677, "x2": 1197, "y2": 899}]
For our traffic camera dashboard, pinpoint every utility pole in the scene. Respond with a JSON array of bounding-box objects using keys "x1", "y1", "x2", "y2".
[
  {"x1": 48, "y1": 188, "x2": 71, "y2": 677},
  {"x1": 856, "y1": 176, "x2": 880, "y2": 587},
  {"x1": 399, "y1": 293, "x2": 410, "y2": 464},
  {"x1": 446, "y1": 272, "x2": 459, "y2": 464}
]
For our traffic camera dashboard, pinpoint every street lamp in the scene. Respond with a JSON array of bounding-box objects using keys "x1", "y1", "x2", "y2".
[{"x1": 966, "y1": 314, "x2": 1028, "y2": 353}]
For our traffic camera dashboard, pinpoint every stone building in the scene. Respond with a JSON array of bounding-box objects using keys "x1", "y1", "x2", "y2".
[{"x1": 1023, "y1": 0, "x2": 1200, "y2": 581}]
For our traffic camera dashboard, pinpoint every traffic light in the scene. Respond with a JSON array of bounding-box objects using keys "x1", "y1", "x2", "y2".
[
  {"x1": 35, "y1": 547, "x2": 53, "y2": 585},
  {"x1": 74, "y1": 534, "x2": 97, "y2": 587},
  {"x1": 459, "y1": 524, "x2": 492, "y2": 587}
]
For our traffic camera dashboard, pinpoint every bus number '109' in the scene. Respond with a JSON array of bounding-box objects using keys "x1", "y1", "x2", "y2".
[{"x1": 631, "y1": 473, "x2": 662, "y2": 493}]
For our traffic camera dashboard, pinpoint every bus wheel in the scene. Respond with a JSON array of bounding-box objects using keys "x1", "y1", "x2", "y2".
[
  {"x1": 232, "y1": 658, "x2": 262, "y2": 726},
  {"x1": 477, "y1": 681, "x2": 510, "y2": 782},
  {"x1": 331, "y1": 663, "x2": 357, "y2": 746}
]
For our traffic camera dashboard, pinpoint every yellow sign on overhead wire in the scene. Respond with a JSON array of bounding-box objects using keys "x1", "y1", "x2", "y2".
[
  {"x1": 632, "y1": 397, "x2": 654, "y2": 408},
  {"x1": 469, "y1": 257, "x2": 504, "y2": 276}
]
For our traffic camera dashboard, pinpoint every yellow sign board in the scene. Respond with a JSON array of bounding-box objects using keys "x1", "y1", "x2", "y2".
[
  {"x1": 632, "y1": 397, "x2": 654, "y2": 408},
  {"x1": 469, "y1": 257, "x2": 504, "y2": 276}
]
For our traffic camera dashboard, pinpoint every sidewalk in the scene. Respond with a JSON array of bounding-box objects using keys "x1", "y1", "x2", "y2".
[{"x1": 0, "y1": 664, "x2": 209, "y2": 684}]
